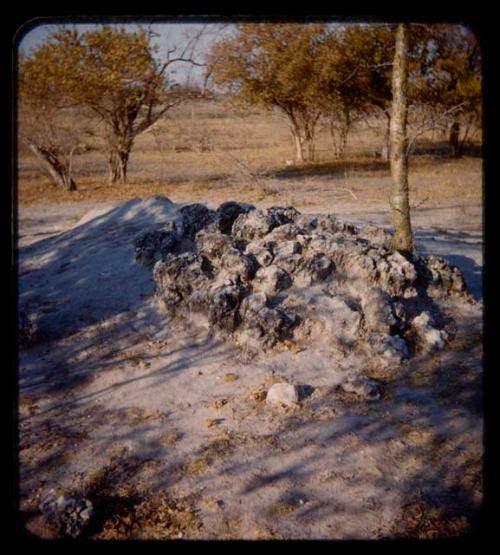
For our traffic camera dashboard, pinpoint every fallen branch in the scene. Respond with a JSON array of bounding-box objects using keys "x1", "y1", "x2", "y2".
[
  {"x1": 411, "y1": 196, "x2": 430, "y2": 209},
  {"x1": 335, "y1": 187, "x2": 358, "y2": 200}
]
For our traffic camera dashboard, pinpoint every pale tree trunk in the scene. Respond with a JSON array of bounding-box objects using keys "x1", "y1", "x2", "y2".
[
  {"x1": 108, "y1": 147, "x2": 131, "y2": 184},
  {"x1": 381, "y1": 113, "x2": 391, "y2": 161},
  {"x1": 289, "y1": 113, "x2": 317, "y2": 163},
  {"x1": 29, "y1": 143, "x2": 76, "y2": 191},
  {"x1": 329, "y1": 117, "x2": 350, "y2": 159},
  {"x1": 389, "y1": 23, "x2": 414, "y2": 256},
  {"x1": 291, "y1": 128, "x2": 305, "y2": 163}
]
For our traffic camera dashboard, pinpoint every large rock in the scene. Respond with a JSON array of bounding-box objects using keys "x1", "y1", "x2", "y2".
[
  {"x1": 153, "y1": 252, "x2": 213, "y2": 312},
  {"x1": 244, "y1": 240, "x2": 274, "y2": 267},
  {"x1": 215, "y1": 201, "x2": 255, "y2": 234},
  {"x1": 360, "y1": 288, "x2": 397, "y2": 334},
  {"x1": 417, "y1": 255, "x2": 468, "y2": 298},
  {"x1": 367, "y1": 333, "x2": 409, "y2": 362},
  {"x1": 177, "y1": 203, "x2": 216, "y2": 240},
  {"x1": 411, "y1": 311, "x2": 449, "y2": 353},
  {"x1": 208, "y1": 281, "x2": 249, "y2": 333},
  {"x1": 219, "y1": 248, "x2": 259, "y2": 281},
  {"x1": 238, "y1": 292, "x2": 297, "y2": 349},
  {"x1": 39, "y1": 491, "x2": 94, "y2": 538},
  {"x1": 301, "y1": 295, "x2": 361, "y2": 346},
  {"x1": 195, "y1": 230, "x2": 235, "y2": 261},
  {"x1": 253, "y1": 265, "x2": 293, "y2": 296},
  {"x1": 232, "y1": 206, "x2": 300, "y2": 241},
  {"x1": 358, "y1": 224, "x2": 394, "y2": 248},
  {"x1": 295, "y1": 252, "x2": 335, "y2": 285},
  {"x1": 134, "y1": 224, "x2": 178, "y2": 268}
]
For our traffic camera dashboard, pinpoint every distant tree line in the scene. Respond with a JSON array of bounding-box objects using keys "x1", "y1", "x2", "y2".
[
  {"x1": 18, "y1": 22, "x2": 481, "y2": 191},
  {"x1": 206, "y1": 23, "x2": 481, "y2": 163}
]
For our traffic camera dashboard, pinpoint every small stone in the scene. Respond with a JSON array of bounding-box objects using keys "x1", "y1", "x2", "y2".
[
  {"x1": 266, "y1": 383, "x2": 299, "y2": 407},
  {"x1": 341, "y1": 376, "x2": 381, "y2": 401},
  {"x1": 411, "y1": 311, "x2": 449, "y2": 353},
  {"x1": 368, "y1": 333, "x2": 409, "y2": 361}
]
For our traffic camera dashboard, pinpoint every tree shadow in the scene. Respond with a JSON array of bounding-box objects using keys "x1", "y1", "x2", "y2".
[
  {"x1": 269, "y1": 159, "x2": 390, "y2": 180},
  {"x1": 411, "y1": 140, "x2": 482, "y2": 158}
]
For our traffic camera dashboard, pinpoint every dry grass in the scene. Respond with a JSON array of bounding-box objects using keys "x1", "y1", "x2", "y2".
[{"x1": 16, "y1": 99, "x2": 482, "y2": 214}]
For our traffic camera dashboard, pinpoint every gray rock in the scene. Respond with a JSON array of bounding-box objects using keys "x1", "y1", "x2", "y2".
[
  {"x1": 208, "y1": 282, "x2": 248, "y2": 333},
  {"x1": 272, "y1": 240, "x2": 302, "y2": 260},
  {"x1": 134, "y1": 225, "x2": 178, "y2": 268},
  {"x1": 215, "y1": 201, "x2": 255, "y2": 235},
  {"x1": 341, "y1": 376, "x2": 381, "y2": 401},
  {"x1": 219, "y1": 248, "x2": 259, "y2": 281},
  {"x1": 154, "y1": 252, "x2": 213, "y2": 312},
  {"x1": 360, "y1": 288, "x2": 397, "y2": 334},
  {"x1": 411, "y1": 311, "x2": 449, "y2": 353},
  {"x1": 245, "y1": 241, "x2": 274, "y2": 267},
  {"x1": 253, "y1": 265, "x2": 293, "y2": 296},
  {"x1": 266, "y1": 382, "x2": 299, "y2": 407},
  {"x1": 266, "y1": 206, "x2": 301, "y2": 226},
  {"x1": 39, "y1": 490, "x2": 95, "y2": 538},
  {"x1": 316, "y1": 214, "x2": 357, "y2": 235},
  {"x1": 232, "y1": 206, "x2": 300, "y2": 241},
  {"x1": 195, "y1": 230, "x2": 235, "y2": 261},
  {"x1": 214, "y1": 201, "x2": 255, "y2": 235},
  {"x1": 232, "y1": 209, "x2": 280, "y2": 241},
  {"x1": 302, "y1": 295, "x2": 361, "y2": 345},
  {"x1": 274, "y1": 253, "x2": 304, "y2": 275},
  {"x1": 297, "y1": 253, "x2": 335, "y2": 284},
  {"x1": 417, "y1": 255, "x2": 468, "y2": 299},
  {"x1": 368, "y1": 333, "x2": 409, "y2": 362},
  {"x1": 145, "y1": 200, "x2": 466, "y2": 360},
  {"x1": 177, "y1": 203, "x2": 216, "y2": 239},
  {"x1": 358, "y1": 224, "x2": 393, "y2": 248},
  {"x1": 238, "y1": 292, "x2": 297, "y2": 349},
  {"x1": 266, "y1": 223, "x2": 305, "y2": 242}
]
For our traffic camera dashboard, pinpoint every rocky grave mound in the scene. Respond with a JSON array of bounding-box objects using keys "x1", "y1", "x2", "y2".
[{"x1": 135, "y1": 199, "x2": 472, "y2": 365}]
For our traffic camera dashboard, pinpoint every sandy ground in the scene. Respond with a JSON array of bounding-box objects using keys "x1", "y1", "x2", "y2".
[{"x1": 16, "y1": 196, "x2": 483, "y2": 539}]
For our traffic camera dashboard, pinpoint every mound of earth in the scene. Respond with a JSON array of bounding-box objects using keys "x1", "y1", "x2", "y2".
[{"x1": 135, "y1": 200, "x2": 473, "y2": 369}]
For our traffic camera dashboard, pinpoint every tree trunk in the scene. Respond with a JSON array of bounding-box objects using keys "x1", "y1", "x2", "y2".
[
  {"x1": 381, "y1": 113, "x2": 391, "y2": 161},
  {"x1": 329, "y1": 118, "x2": 350, "y2": 159},
  {"x1": 291, "y1": 127, "x2": 305, "y2": 163},
  {"x1": 108, "y1": 148, "x2": 130, "y2": 184},
  {"x1": 449, "y1": 120, "x2": 461, "y2": 157},
  {"x1": 29, "y1": 143, "x2": 76, "y2": 191},
  {"x1": 389, "y1": 23, "x2": 414, "y2": 256},
  {"x1": 306, "y1": 135, "x2": 315, "y2": 161}
]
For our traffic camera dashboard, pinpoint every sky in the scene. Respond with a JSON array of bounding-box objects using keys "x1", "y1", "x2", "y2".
[{"x1": 16, "y1": 19, "x2": 235, "y2": 86}]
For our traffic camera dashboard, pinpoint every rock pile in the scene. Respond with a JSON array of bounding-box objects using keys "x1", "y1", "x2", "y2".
[{"x1": 135, "y1": 200, "x2": 470, "y2": 362}]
